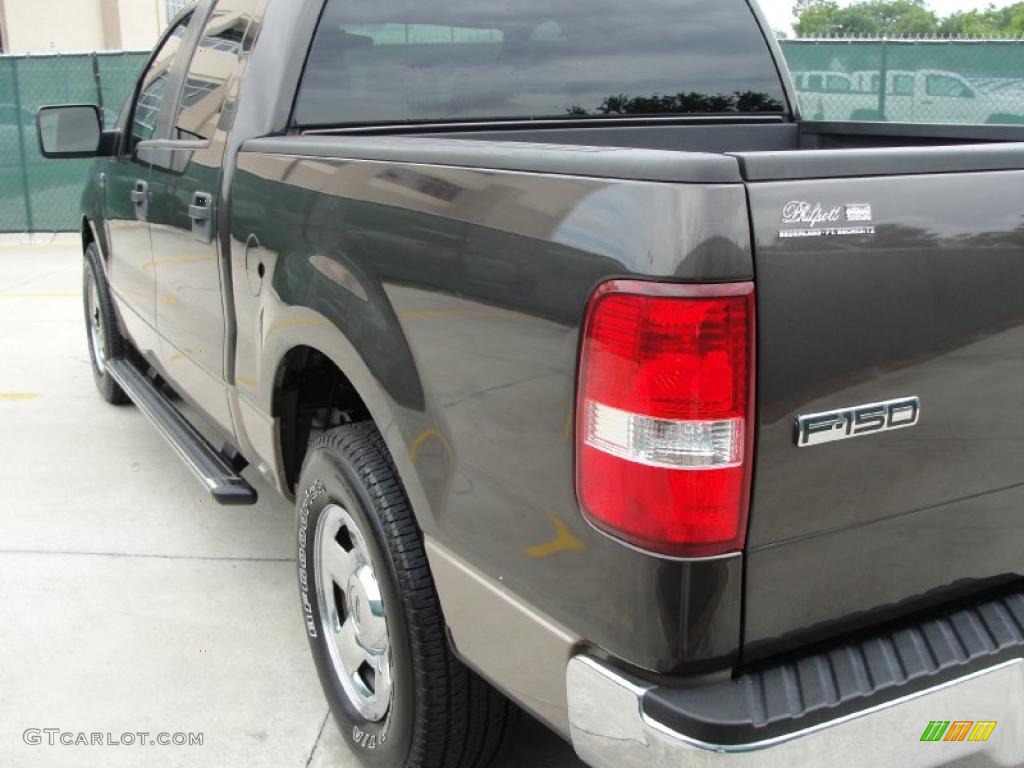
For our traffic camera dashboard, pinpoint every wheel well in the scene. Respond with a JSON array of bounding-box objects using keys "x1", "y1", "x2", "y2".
[{"x1": 275, "y1": 346, "x2": 371, "y2": 493}]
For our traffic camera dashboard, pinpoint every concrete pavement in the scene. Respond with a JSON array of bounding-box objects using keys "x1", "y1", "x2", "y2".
[{"x1": 0, "y1": 241, "x2": 582, "y2": 768}]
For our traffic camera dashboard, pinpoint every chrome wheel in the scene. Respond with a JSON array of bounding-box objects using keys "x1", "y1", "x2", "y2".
[
  {"x1": 85, "y1": 272, "x2": 107, "y2": 374},
  {"x1": 314, "y1": 503, "x2": 393, "y2": 722}
]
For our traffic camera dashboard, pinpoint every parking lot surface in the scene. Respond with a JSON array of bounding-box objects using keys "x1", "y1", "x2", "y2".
[{"x1": 0, "y1": 239, "x2": 583, "y2": 768}]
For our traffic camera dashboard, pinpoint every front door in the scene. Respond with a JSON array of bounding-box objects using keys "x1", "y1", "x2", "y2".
[
  {"x1": 104, "y1": 15, "x2": 193, "y2": 354},
  {"x1": 146, "y1": 0, "x2": 265, "y2": 437}
]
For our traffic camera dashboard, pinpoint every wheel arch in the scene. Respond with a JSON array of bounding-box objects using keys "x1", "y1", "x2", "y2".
[
  {"x1": 271, "y1": 344, "x2": 372, "y2": 493},
  {"x1": 262, "y1": 332, "x2": 441, "y2": 540}
]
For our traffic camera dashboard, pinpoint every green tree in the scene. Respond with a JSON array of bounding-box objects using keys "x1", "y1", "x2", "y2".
[
  {"x1": 794, "y1": 0, "x2": 841, "y2": 35},
  {"x1": 939, "y1": 3, "x2": 1024, "y2": 36},
  {"x1": 795, "y1": 0, "x2": 938, "y2": 36}
]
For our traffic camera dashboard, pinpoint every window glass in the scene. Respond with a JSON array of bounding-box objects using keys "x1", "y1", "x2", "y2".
[
  {"x1": 294, "y1": 0, "x2": 789, "y2": 127},
  {"x1": 132, "y1": 18, "x2": 190, "y2": 142},
  {"x1": 174, "y1": 1, "x2": 254, "y2": 141},
  {"x1": 926, "y1": 74, "x2": 971, "y2": 99},
  {"x1": 826, "y1": 75, "x2": 851, "y2": 93},
  {"x1": 893, "y1": 75, "x2": 914, "y2": 96}
]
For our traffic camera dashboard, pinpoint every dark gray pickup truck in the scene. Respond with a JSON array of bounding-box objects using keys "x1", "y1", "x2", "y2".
[{"x1": 38, "y1": 0, "x2": 1024, "y2": 766}]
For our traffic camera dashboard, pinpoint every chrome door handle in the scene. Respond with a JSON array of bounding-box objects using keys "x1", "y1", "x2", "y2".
[
  {"x1": 131, "y1": 180, "x2": 148, "y2": 220},
  {"x1": 190, "y1": 191, "x2": 214, "y2": 243},
  {"x1": 130, "y1": 181, "x2": 148, "y2": 204}
]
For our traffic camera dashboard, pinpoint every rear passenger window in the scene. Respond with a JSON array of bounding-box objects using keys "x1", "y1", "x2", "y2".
[
  {"x1": 293, "y1": 0, "x2": 789, "y2": 127},
  {"x1": 893, "y1": 75, "x2": 914, "y2": 96}
]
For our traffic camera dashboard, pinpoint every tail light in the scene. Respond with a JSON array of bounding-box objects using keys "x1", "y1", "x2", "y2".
[{"x1": 575, "y1": 280, "x2": 755, "y2": 558}]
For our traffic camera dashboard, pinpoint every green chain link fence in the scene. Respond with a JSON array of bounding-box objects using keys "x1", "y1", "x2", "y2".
[
  {"x1": 0, "y1": 42, "x2": 1023, "y2": 232},
  {"x1": 780, "y1": 38, "x2": 1024, "y2": 125},
  {"x1": 0, "y1": 52, "x2": 147, "y2": 232}
]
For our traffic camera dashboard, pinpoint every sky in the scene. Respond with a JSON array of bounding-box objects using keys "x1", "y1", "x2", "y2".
[{"x1": 756, "y1": 0, "x2": 1023, "y2": 34}]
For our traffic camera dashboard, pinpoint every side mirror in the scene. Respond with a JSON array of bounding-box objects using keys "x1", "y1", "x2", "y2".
[{"x1": 37, "y1": 105, "x2": 107, "y2": 159}]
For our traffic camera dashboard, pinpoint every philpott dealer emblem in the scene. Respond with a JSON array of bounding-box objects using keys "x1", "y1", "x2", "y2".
[{"x1": 780, "y1": 201, "x2": 876, "y2": 239}]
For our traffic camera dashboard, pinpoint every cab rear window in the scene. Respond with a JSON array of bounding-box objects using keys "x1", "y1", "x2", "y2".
[{"x1": 293, "y1": 0, "x2": 789, "y2": 127}]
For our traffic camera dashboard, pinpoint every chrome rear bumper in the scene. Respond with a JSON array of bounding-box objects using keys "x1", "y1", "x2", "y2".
[{"x1": 567, "y1": 655, "x2": 1024, "y2": 768}]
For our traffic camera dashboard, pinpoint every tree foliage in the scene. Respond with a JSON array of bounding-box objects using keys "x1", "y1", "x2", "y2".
[
  {"x1": 939, "y1": 4, "x2": 1024, "y2": 36},
  {"x1": 794, "y1": 0, "x2": 1024, "y2": 37}
]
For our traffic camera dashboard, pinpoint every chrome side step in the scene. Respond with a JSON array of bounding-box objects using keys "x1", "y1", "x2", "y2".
[{"x1": 105, "y1": 358, "x2": 258, "y2": 506}]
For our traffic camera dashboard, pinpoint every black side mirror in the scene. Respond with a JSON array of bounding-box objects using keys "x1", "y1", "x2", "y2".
[{"x1": 37, "y1": 105, "x2": 110, "y2": 159}]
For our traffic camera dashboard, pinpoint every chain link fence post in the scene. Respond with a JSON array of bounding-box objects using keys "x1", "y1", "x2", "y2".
[{"x1": 878, "y1": 37, "x2": 889, "y2": 121}]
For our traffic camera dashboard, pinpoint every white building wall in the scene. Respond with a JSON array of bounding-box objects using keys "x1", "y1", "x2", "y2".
[
  {"x1": 4, "y1": 0, "x2": 107, "y2": 53},
  {"x1": 117, "y1": 0, "x2": 166, "y2": 50},
  {"x1": 2, "y1": 0, "x2": 167, "y2": 53}
]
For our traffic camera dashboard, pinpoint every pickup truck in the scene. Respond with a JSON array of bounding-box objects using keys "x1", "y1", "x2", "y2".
[
  {"x1": 794, "y1": 66, "x2": 1024, "y2": 125},
  {"x1": 37, "y1": 0, "x2": 1024, "y2": 766}
]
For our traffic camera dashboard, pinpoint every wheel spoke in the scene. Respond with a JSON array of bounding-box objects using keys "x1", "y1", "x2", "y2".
[
  {"x1": 335, "y1": 619, "x2": 370, "y2": 678},
  {"x1": 362, "y1": 614, "x2": 388, "y2": 653},
  {"x1": 322, "y1": 539, "x2": 356, "y2": 584},
  {"x1": 369, "y1": 649, "x2": 392, "y2": 703}
]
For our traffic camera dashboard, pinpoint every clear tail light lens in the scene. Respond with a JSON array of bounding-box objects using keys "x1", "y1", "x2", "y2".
[{"x1": 575, "y1": 280, "x2": 755, "y2": 558}]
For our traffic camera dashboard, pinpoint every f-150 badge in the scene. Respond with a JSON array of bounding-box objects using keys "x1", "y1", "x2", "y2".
[
  {"x1": 795, "y1": 397, "x2": 920, "y2": 447},
  {"x1": 780, "y1": 201, "x2": 876, "y2": 239}
]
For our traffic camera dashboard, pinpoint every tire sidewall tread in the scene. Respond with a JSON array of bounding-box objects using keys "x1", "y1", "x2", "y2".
[{"x1": 294, "y1": 423, "x2": 516, "y2": 768}]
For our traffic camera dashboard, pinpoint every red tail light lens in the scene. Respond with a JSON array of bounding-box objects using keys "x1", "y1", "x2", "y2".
[{"x1": 576, "y1": 280, "x2": 755, "y2": 558}]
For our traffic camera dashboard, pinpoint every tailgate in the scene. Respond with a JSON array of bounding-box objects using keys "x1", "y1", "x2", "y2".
[{"x1": 742, "y1": 165, "x2": 1024, "y2": 659}]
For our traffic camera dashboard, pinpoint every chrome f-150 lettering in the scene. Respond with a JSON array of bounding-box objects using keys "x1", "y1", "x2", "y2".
[{"x1": 795, "y1": 397, "x2": 921, "y2": 448}]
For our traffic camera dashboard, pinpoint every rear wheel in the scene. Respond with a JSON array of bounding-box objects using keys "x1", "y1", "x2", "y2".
[
  {"x1": 295, "y1": 422, "x2": 517, "y2": 768},
  {"x1": 987, "y1": 113, "x2": 1024, "y2": 125},
  {"x1": 83, "y1": 243, "x2": 129, "y2": 405}
]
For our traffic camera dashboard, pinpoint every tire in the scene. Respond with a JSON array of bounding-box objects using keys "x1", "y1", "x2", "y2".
[
  {"x1": 987, "y1": 113, "x2": 1024, "y2": 125},
  {"x1": 83, "y1": 243, "x2": 130, "y2": 405},
  {"x1": 850, "y1": 109, "x2": 885, "y2": 122},
  {"x1": 295, "y1": 422, "x2": 517, "y2": 768}
]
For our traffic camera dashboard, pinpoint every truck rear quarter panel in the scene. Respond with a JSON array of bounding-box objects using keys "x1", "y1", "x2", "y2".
[{"x1": 229, "y1": 145, "x2": 755, "y2": 680}]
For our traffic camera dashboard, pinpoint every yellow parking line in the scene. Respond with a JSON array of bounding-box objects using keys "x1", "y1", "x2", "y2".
[{"x1": 0, "y1": 392, "x2": 40, "y2": 401}]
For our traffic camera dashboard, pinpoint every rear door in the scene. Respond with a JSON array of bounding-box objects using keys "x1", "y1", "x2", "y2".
[
  {"x1": 146, "y1": 0, "x2": 266, "y2": 436},
  {"x1": 742, "y1": 164, "x2": 1024, "y2": 660}
]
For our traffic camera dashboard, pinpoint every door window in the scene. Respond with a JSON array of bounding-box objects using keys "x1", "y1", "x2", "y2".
[
  {"x1": 132, "y1": 17, "x2": 192, "y2": 142},
  {"x1": 893, "y1": 75, "x2": 914, "y2": 96},
  {"x1": 173, "y1": 1, "x2": 257, "y2": 142},
  {"x1": 926, "y1": 74, "x2": 973, "y2": 99},
  {"x1": 825, "y1": 75, "x2": 851, "y2": 93}
]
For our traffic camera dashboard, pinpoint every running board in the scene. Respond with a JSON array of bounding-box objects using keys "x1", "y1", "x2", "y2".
[{"x1": 105, "y1": 358, "x2": 258, "y2": 506}]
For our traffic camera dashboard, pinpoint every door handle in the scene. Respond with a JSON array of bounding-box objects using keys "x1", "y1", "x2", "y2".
[
  {"x1": 189, "y1": 191, "x2": 214, "y2": 243},
  {"x1": 131, "y1": 180, "x2": 148, "y2": 221},
  {"x1": 130, "y1": 180, "x2": 148, "y2": 204}
]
